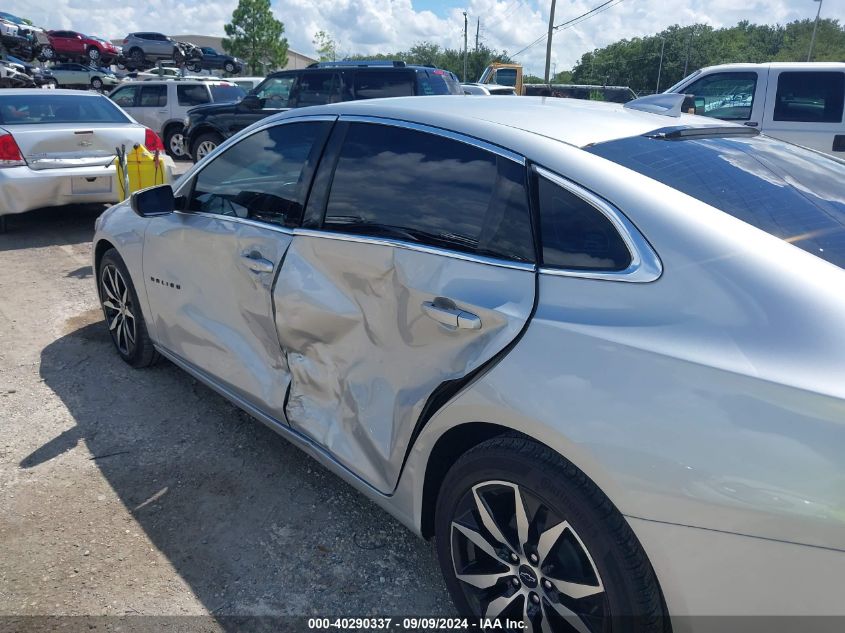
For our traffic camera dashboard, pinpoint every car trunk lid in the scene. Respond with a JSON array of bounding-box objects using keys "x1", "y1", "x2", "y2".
[{"x1": 6, "y1": 123, "x2": 143, "y2": 170}]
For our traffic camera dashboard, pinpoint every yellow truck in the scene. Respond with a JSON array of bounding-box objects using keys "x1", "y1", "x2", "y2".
[{"x1": 478, "y1": 62, "x2": 637, "y2": 103}]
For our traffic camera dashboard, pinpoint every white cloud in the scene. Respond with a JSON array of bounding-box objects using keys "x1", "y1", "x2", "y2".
[{"x1": 4, "y1": 0, "x2": 842, "y2": 75}]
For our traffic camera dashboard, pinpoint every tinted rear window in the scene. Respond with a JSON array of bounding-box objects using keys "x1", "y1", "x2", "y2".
[
  {"x1": 417, "y1": 70, "x2": 463, "y2": 95},
  {"x1": 586, "y1": 133, "x2": 845, "y2": 268},
  {"x1": 209, "y1": 85, "x2": 246, "y2": 103},
  {"x1": 323, "y1": 122, "x2": 534, "y2": 262},
  {"x1": 0, "y1": 94, "x2": 130, "y2": 125},
  {"x1": 355, "y1": 71, "x2": 414, "y2": 98}
]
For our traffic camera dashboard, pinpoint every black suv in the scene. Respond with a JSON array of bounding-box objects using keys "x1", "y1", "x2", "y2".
[{"x1": 184, "y1": 61, "x2": 463, "y2": 161}]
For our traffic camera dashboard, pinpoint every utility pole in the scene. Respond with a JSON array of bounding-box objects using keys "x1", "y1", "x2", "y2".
[
  {"x1": 475, "y1": 18, "x2": 479, "y2": 52},
  {"x1": 808, "y1": 0, "x2": 824, "y2": 62},
  {"x1": 655, "y1": 37, "x2": 666, "y2": 93},
  {"x1": 463, "y1": 11, "x2": 468, "y2": 82},
  {"x1": 544, "y1": 0, "x2": 557, "y2": 83}
]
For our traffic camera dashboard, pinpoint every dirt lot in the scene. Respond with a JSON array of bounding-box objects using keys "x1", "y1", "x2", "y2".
[{"x1": 0, "y1": 191, "x2": 452, "y2": 626}]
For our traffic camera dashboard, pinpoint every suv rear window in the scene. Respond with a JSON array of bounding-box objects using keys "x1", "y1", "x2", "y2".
[
  {"x1": 209, "y1": 84, "x2": 246, "y2": 103},
  {"x1": 586, "y1": 132, "x2": 845, "y2": 268},
  {"x1": 354, "y1": 71, "x2": 414, "y2": 99}
]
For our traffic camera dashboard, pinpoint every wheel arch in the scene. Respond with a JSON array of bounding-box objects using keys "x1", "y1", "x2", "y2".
[{"x1": 94, "y1": 238, "x2": 116, "y2": 285}]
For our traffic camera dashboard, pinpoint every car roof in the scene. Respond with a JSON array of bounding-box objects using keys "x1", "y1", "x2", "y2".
[{"x1": 284, "y1": 95, "x2": 734, "y2": 148}]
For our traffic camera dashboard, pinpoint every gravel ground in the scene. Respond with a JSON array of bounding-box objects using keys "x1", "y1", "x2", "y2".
[{"x1": 0, "y1": 181, "x2": 453, "y2": 626}]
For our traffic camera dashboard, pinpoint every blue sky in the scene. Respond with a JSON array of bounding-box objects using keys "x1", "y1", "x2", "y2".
[{"x1": 6, "y1": 0, "x2": 842, "y2": 74}]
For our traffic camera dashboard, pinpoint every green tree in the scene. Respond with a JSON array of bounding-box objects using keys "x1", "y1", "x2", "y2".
[
  {"x1": 313, "y1": 30, "x2": 337, "y2": 62},
  {"x1": 223, "y1": 0, "x2": 289, "y2": 75}
]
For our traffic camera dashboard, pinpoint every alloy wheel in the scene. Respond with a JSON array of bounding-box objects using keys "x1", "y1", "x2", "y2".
[
  {"x1": 450, "y1": 481, "x2": 607, "y2": 633},
  {"x1": 100, "y1": 265, "x2": 137, "y2": 357},
  {"x1": 195, "y1": 139, "x2": 217, "y2": 161},
  {"x1": 88, "y1": 48, "x2": 100, "y2": 62},
  {"x1": 169, "y1": 132, "x2": 185, "y2": 157}
]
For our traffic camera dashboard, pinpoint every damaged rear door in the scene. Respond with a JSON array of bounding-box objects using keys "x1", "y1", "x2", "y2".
[{"x1": 273, "y1": 118, "x2": 536, "y2": 493}]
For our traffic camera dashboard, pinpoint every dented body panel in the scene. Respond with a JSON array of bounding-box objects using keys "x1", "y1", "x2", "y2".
[
  {"x1": 274, "y1": 231, "x2": 535, "y2": 493},
  {"x1": 142, "y1": 212, "x2": 293, "y2": 418}
]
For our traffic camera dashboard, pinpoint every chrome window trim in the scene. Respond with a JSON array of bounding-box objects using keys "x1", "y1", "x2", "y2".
[
  {"x1": 172, "y1": 114, "x2": 339, "y2": 198},
  {"x1": 337, "y1": 115, "x2": 526, "y2": 165},
  {"x1": 534, "y1": 166, "x2": 662, "y2": 283},
  {"x1": 173, "y1": 210, "x2": 295, "y2": 235},
  {"x1": 293, "y1": 228, "x2": 536, "y2": 272}
]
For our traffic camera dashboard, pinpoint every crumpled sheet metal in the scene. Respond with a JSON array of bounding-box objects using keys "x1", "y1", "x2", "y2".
[{"x1": 274, "y1": 235, "x2": 535, "y2": 493}]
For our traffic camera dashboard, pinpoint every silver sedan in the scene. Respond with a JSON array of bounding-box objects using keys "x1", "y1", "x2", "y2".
[
  {"x1": 92, "y1": 95, "x2": 845, "y2": 631},
  {"x1": 0, "y1": 89, "x2": 172, "y2": 232}
]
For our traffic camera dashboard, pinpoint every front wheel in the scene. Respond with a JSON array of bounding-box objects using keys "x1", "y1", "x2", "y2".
[
  {"x1": 98, "y1": 249, "x2": 159, "y2": 368},
  {"x1": 87, "y1": 47, "x2": 101, "y2": 62},
  {"x1": 435, "y1": 437, "x2": 667, "y2": 633},
  {"x1": 190, "y1": 131, "x2": 223, "y2": 162},
  {"x1": 223, "y1": 61, "x2": 235, "y2": 73},
  {"x1": 91, "y1": 77, "x2": 103, "y2": 91}
]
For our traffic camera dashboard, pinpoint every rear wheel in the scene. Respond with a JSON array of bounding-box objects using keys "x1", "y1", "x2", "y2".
[
  {"x1": 128, "y1": 47, "x2": 144, "y2": 65},
  {"x1": 38, "y1": 45, "x2": 55, "y2": 62},
  {"x1": 435, "y1": 437, "x2": 667, "y2": 633},
  {"x1": 191, "y1": 131, "x2": 223, "y2": 162},
  {"x1": 98, "y1": 249, "x2": 159, "y2": 368},
  {"x1": 164, "y1": 124, "x2": 188, "y2": 160},
  {"x1": 91, "y1": 76, "x2": 103, "y2": 91},
  {"x1": 223, "y1": 61, "x2": 236, "y2": 73}
]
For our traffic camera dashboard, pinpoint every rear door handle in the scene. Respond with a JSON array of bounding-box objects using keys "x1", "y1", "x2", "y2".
[
  {"x1": 422, "y1": 300, "x2": 481, "y2": 330},
  {"x1": 240, "y1": 252, "x2": 274, "y2": 273}
]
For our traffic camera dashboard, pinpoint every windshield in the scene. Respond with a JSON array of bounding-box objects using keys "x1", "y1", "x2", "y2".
[
  {"x1": 210, "y1": 84, "x2": 246, "y2": 103},
  {"x1": 586, "y1": 132, "x2": 845, "y2": 268},
  {"x1": 0, "y1": 94, "x2": 131, "y2": 125}
]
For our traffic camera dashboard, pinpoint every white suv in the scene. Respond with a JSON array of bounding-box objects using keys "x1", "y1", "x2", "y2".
[{"x1": 108, "y1": 79, "x2": 245, "y2": 159}]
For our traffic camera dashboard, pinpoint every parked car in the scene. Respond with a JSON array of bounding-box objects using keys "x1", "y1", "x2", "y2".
[
  {"x1": 108, "y1": 79, "x2": 245, "y2": 159},
  {"x1": 187, "y1": 47, "x2": 242, "y2": 74},
  {"x1": 2, "y1": 55, "x2": 56, "y2": 88},
  {"x1": 47, "y1": 30, "x2": 120, "y2": 64},
  {"x1": 118, "y1": 32, "x2": 202, "y2": 70},
  {"x1": 94, "y1": 94, "x2": 845, "y2": 629},
  {"x1": 0, "y1": 59, "x2": 34, "y2": 88},
  {"x1": 50, "y1": 63, "x2": 119, "y2": 91},
  {"x1": 0, "y1": 89, "x2": 171, "y2": 232},
  {"x1": 183, "y1": 60, "x2": 463, "y2": 161},
  {"x1": 0, "y1": 11, "x2": 52, "y2": 62},
  {"x1": 461, "y1": 82, "x2": 517, "y2": 95},
  {"x1": 666, "y1": 62, "x2": 845, "y2": 156}
]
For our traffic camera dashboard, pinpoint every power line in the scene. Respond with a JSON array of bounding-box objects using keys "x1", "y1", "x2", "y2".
[{"x1": 512, "y1": 0, "x2": 628, "y2": 58}]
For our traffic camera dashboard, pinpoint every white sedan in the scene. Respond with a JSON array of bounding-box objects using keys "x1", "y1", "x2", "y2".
[{"x1": 0, "y1": 89, "x2": 173, "y2": 232}]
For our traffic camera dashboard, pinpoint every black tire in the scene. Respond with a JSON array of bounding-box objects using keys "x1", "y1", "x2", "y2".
[
  {"x1": 164, "y1": 124, "x2": 188, "y2": 160},
  {"x1": 190, "y1": 131, "x2": 223, "y2": 162},
  {"x1": 90, "y1": 77, "x2": 103, "y2": 91},
  {"x1": 39, "y1": 45, "x2": 55, "y2": 62},
  {"x1": 87, "y1": 47, "x2": 101, "y2": 62},
  {"x1": 435, "y1": 436, "x2": 667, "y2": 633},
  {"x1": 223, "y1": 61, "x2": 235, "y2": 74},
  {"x1": 187, "y1": 62, "x2": 201, "y2": 73},
  {"x1": 98, "y1": 249, "x2": 159, "y2": 368},
  {"x1": 128, "y1": 47, "x2": 144, "y2": 65}
]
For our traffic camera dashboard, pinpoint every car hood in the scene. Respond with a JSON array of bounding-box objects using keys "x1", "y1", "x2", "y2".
[{"x1": 187, "y1": 100, "x2": 241, "y2": 117}]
